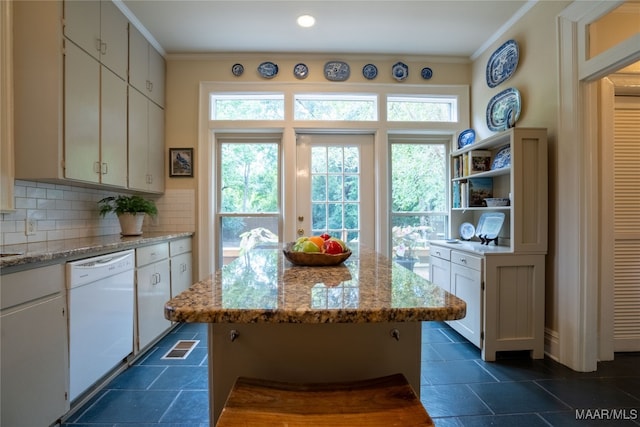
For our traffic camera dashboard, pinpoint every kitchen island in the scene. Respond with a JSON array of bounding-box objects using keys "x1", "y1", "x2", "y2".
[{"x1": 165, "y1": 244, "x2": 466, "y2": 424}]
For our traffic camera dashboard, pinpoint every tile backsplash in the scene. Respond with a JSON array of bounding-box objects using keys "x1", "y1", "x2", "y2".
[{"x1": 0, "y1": 180, "x2": 195, "y2": 246}]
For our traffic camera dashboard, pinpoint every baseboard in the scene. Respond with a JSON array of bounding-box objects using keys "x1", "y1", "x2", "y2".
[{"x1": 544, "y1": 327, "x2": 560, "y2": 361}]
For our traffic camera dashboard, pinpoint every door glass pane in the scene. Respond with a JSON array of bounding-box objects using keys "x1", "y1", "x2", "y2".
[{"x1": 310, "y1": 145, "x2": 361, "y2": 242}]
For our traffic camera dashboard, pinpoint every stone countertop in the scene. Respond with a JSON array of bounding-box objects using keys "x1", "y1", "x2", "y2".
[
  {"x1": 164, "y1": 244, "x2": 466, "y2": 324},
  {"x1": 0, "y1": 232, "x2": 194, "y2": 271}
]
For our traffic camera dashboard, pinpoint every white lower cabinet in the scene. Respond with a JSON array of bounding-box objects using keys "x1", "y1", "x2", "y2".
[
  {"x1": 136, "y1": 243, "x2": 171, "y2": 351},
  {"x1": 170, "y1": 238, "x2": 193, "y2": 297},
  {"x1": 1, "y1": 264, "x2": 69, "y2": 427},
  {"x1": 430, "y1": 242, "x2": 545, "y2": 361}
]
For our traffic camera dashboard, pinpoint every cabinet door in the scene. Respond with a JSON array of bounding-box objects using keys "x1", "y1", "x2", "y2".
[
  {"x1": 63, "y1": 0, "x2": 101, "y2": 61},
  {"x1": 429, "y1": 255, "x2": 451, "y2": 293},
  {"x1": 101, "y1": 66, "x2": 127, "y2": 188},
  {"x1": 137, "y1": 260, "x2": 171, "y2": 350},
  {"x1": 64, "y1": 41, "x2": 100, "y2": 183},
  {"x1": 171, "y1": 252, "x2": 193, "y2": 297},
  {"x1": 147, "y1": 101, "x2": 165, "y2": 193},
  {"x1": 1, "y1": 295, "x2": 69, "y2": 427},
  {"x1": 98, "y1": 0, "x2": 128, "y2": 79},
  {"x1": 148, "y1": 45, "x2": 165, "y2": 107},
  {"x1": 128, "y1": 24, "x2": 149, "y2": 95},
  {"x1": 450, "y1": 263, "x2": 482, "y2": 347},
  {"x1": 128, "y1": 88, "x2": 149, "y2": 191}
]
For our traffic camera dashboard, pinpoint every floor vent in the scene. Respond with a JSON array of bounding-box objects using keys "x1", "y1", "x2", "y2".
[{"x1": 161, "y1": 340, "x2": 199, "y2": 360}]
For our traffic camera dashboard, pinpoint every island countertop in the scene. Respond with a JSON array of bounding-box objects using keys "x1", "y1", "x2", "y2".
[{"x1": 164, "y1": 244, "x2": 466, "y2": 324}]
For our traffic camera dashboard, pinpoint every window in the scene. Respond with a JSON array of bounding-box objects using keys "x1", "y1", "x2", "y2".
[
  {"x1": 210, "y1": 93, "x2": 284, "y2": 120},
  {"x1": 217, "y1": 140, "x2": 281, "y2": 265},
  {"x1": 294, "y1": 93, "x2": 377, "y2": 121},
  {"x1": 387, "y1": 95, "x2": 457, "y2": 122},
  {"x1": 390, "y1": 141, "x2": 448, "y2": 279}
]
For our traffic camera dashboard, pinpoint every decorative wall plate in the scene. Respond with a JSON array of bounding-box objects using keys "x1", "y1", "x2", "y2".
[
  {"x1": 257, "y1": 61, "x2": 278, "y2": 79},
  {"x1": 457, "y1": 129, "x2": 475, "y2": 149},
  {"x1": 392, "y1": 61, "x2": 409, "y2": 81},
  {"x1": 231, "y1": 63, "x2": 244, "y2": 77},
  {"x1": 421, "y1": 67, "x2": 433, "y2": 80},
  {"x1": 491, "y1": 145, "x2": 511, "y2": 170},
  {"x1": 362, "y1": 63, "x2": 378, "y2": 80},
  {"x1": 293, "y1": 63, "x2": 309, "y2": 79},
  {"x1": 486, "y1": 39, "x2": 519, "y2": 88},
  {"x1": 486, "y1": 87, "x2": 521, "y2": 131},
  {"x1": 324, "y1": 61, "x2": 350, "y2": 81}
]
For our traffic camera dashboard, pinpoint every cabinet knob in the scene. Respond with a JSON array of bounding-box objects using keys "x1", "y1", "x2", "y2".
[{"x1": 460, "y1": 257, "x2": 467, "y2": 263}]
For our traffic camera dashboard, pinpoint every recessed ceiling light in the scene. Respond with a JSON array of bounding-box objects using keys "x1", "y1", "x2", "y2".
[{"x1": 297, "y1": 14, "x2": 315, "y2": 28}]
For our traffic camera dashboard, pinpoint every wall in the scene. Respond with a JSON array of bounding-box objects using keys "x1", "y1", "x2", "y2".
[
  {"x1": 470, "y1": 1, "x2": 571, "y2": 353},
  {"x1": 0, "y1": 181, "x2": 195, "y2": 246}
]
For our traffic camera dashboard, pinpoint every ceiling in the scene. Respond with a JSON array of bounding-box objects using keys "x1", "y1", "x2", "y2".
[{"x1": 118, "y1": 0, "x2": 532, "y2": 59}]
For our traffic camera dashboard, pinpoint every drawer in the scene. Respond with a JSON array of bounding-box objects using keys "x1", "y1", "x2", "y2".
[
  {"x1": 451, "y1": 250, "x2": 482, "y2": 271},
  {"x1": 1, "y1": 264, "x2": 65, "y2": 310},
  {"x1": 429, "y1": 245, "x2": 451, "y2": 261},
  {"x1": 170, "y1": 238, "x2": 192, "y2": 257},
  {"x1": 136, "y1": 243, "x2": 169, "y2": 267}
]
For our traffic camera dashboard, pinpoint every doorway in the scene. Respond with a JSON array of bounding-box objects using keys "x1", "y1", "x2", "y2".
[{"x1": 295, "y1": 133, "x2": 375, "y2": 247}]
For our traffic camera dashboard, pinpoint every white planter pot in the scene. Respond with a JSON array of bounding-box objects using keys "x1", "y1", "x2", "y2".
[{"x1": 118, "y1": 213, "x2": 146, "y2": 236}]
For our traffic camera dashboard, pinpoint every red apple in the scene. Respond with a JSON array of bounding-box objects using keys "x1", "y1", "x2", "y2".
[
  {"x1": 323, "y1": 239, "x2": 343, "y2": 254},
  {"x1": 320, "y1": 233, "x2": 331, "y2": 241}
]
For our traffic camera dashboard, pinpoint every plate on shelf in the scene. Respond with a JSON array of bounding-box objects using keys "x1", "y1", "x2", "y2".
[
  {"x1": 457, "y1": 129, "x2": 475, "y2": 149},
  {"x1": 486, "y1": 87, "x2": 521, "y2": 131},
  {"x1": 491, "y1": 145, "x2": 511, "y2": 169},
  {"x1": 486, "y1": 39, "x2": 519, "y2": 88},
  {"x1": 257, "y1": 61, "x2": 278, "y2": 79},
  {"x1": 475, "y1": 212, "x2": 505, "y2": 239},
  {"x1": 459, "y1": 222, "x2": 475, "y2": 240},
  {"x1": 362, "y1": 63, "x2": 378, "y2": 80},
  {"x1": 392, "y1": 62, "x2": 409, "y2": 81},
  {"x1": 293, "y1": 63, "x2": 309, "y2": 79},
  {"x1": 324, "y1": 61, "x2": 350, "y2": 81}
]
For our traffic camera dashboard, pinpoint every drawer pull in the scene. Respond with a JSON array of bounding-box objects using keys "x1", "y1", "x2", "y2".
[
  {"x1": 459, "y1": 257, "x2": 467, "y2": 263},
  {"x1": 435, "y1": 251, "x2": 441, "y2": 256}
]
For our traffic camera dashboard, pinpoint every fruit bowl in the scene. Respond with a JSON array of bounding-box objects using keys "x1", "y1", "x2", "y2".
[{"x1": 283, "y1": 243, "x2": 352, "y2": 266}]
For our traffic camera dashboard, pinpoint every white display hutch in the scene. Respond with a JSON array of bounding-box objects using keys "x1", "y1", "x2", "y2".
[{"x1": 430, "y1": 127, "x2": 548, "y2": 361}]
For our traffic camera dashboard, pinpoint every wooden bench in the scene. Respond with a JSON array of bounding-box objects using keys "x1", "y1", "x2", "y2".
[{"x1": 216, "y1": 373, "x2": 434, "y2": 426}]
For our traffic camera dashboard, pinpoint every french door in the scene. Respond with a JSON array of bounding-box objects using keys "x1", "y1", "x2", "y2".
[{"x1": 296, "y1": 134, "x2": 375, "y2": 248}]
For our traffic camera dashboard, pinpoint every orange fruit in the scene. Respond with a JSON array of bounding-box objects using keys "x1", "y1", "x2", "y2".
[{"x1": 308, "y1": 236, "x2": 325, "y2": 251}]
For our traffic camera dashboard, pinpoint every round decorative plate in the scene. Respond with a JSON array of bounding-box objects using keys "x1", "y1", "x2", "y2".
[
  {"x1": 293, "y1": 63, "x2": 309, "y2": 79},
  {"x1": 392, "y1": 61, "x2": 409, "y2": 81},
  {"x1": 324, "y1": 61, "x2": 350, "y2": 81},
  {"x1": 459, "y1": 222, "x2": 475, "y2": 240},
  {"x1": 491, "y1": 145, "x2": 511, "y2": 169},
  {"x1": 421, "y1": 67, "x2": 433, "y2": 80},
  {"x1": 486, "y1": 87, "x2": 521, "y2": 131},
  {"x1": 257, "y1": 61, "x2": 278, "y2": 79},
  {"x1": 457, "y1": 129, "x2": 475, "y2": 149},
  {"x1": 486, "y1": 39, "x2": 519, "y2": 88},
  {"x1": 231, "y1": 63, "x2": 244, "y2": 77},
  {"x1": 362, "y1": 63, "x2": 378, "y2": 80}
]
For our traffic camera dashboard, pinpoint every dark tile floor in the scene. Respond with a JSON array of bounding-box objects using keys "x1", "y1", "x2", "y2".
[{"x1": 61, "y1": 322, "x2": 640, "y2": 427}]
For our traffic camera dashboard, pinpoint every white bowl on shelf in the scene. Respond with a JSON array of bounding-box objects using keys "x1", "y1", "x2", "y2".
[{"x1": 484, "y1": 198, "x2": 510, "y2": 207}]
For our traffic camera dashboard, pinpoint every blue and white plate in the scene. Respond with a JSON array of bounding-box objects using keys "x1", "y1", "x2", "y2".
[
  {"x1": 231, "y1": 63, "x2": 244, "y2": 77},
  {"x1": 293, "y1": 63, "x2": 309, "y2": 79},
  {"x1": 475, "y1": 212, "x2": 505, "y2": 239},
  {"x1": 486, "y1": 87, "x2": 521, "y2": 131},
  {"x1": 362, "y1": 63, "x2": 378, "y2": 80},
  {"x1": 486, "y1": 39, "x2": 519, "y2": 88},
  {"x1": 421, "y1": 67, "x2": 433, "y2": 80},
  {"x1": 324, "y1": 61, "x2": 350, "y2": 81},
  {"x1": 457, "y1": 129, "x2": 475, "y2": 149},
  {"x1": 257, "y1": 61, "x2": 278, "y2": 79},
  {"x1": 491, "y1": 145, "x2": 511, "y2": 170},
  {"x1": 459, "y1": 222, "x2": 475, "y2": 240},
  {"x1": 392, "y1": 62, "x2": 409, "y2": 81}
]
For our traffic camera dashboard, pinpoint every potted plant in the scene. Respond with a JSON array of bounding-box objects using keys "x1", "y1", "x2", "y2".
[{"x1": 98, "y1": 195, "x2": 158, "y2": 236}]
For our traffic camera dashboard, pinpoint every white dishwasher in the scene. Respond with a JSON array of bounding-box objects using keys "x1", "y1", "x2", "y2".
[{"x1": 66, "y1": 250, "x2": 135, "y2": 402}]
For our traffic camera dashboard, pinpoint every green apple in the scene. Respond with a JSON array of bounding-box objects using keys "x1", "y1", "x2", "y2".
[
  {"x1": 299, "y1": 240, "x2": 321, "y2": 253},
  {"x1": 292, "y1": 236, "x2": 308, "y2": 251}
]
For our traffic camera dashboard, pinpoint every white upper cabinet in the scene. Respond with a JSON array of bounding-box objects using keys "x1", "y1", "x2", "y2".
[
  {"x1": 63, "y1": 0, "x2": 128, "y2": 79},
  {"x1": 129, "y1": 24, "x2": 165, "y2": 107}
]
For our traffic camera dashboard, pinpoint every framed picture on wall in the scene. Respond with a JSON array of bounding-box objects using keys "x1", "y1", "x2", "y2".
[{"x1": 169, "y1": 148, "x2": 194, "y2": 177}]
